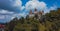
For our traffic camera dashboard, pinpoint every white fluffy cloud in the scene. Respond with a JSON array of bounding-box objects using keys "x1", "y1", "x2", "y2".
[
  {"x1": 44, "y1": 5, "x2": 57, "y2": 13},
  {"x1": 0, "y1": 10, "x2": 14, "y2": 14},
  {"x1": 25, "y1": 0, "x2": 57, "y2": 14},
  {"x1": 12, "y1": 0, "x2": 23, "y2": 10},
  {"x1": 21, "y1": 6, "x2": 25, "y2": 10},
  {"x1": 49, "y1": 5, "x2": 57, "y2": 10},
  {"x1": 11, "y1": 12, "x2": 27, "y2": 20},
  {"x1": 25, "y1": 0, "x2": 46, "y2": 10},
  {"x1": 0, "y1": 15, "x2": 5, "y2": 19},
  {"x1": 13, "y1": 0, "x2": 22, "y2": 7},
  {"x1": 11, "y1": 16, "x2": 16, "y2": 20},
  {"x1": 0, "y1": 9, "x2": 15, "y2": 21}
]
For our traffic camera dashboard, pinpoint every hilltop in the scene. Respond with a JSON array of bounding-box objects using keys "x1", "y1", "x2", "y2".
[{"x1": 5, "y1": 8, "x2": 60, "y2": 31}]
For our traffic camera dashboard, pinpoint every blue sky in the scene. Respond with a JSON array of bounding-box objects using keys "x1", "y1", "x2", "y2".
[{"x1": 0, "y1": 0, "x2": 60, "y2": 23}]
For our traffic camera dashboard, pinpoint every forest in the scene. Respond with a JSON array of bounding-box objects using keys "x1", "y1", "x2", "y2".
[{"x1": 5, "y1": 8, "x2": 60, "y2": 31}]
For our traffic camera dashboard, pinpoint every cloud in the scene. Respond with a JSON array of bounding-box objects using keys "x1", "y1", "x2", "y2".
[
  {"x1": 0, "y1": 0, "x2": 22, "y2": 13},
  {"x1": 25, "y1": 0, "x2": 46, "y2": 10},
  {"x1": 0, "y1": 14, "x2": 13, "y2": 23},
  {"x1": 12, "y1": 11, "x2": 29, "y2": 19},
  {"x1": 0, "y1": 9, "x2": 14, "y2": 14},
  {"x1": 21, "y1": 6, "x2": 25, "y2": 10},
  {"x1": 44, "y1": 5, "x2": 57, "y2": 13},
  {"x1": 19, "y1": 12, "x2": 26, "y2": 17},
  {"x1": 13, "y1": 0, "x2": 22, "y2": 7},
  {"x1": 11, "y1": 16, "x2": 16, "y2": 20},
  {"x1": 0, "y1": 0, "x2": 58, "y2": 23},
  {"x1": 49, "y1": 5, "x2": 57, "y2": 10},
  {"x1": 0, "y1": 0, "x2": 23, "y2": 23},
  {"x1": 0, "y1": 15, "x2": 5, "y2": 19},
  {"x1": 25, "y1": 0, "x2": 57, "y2": 14}
]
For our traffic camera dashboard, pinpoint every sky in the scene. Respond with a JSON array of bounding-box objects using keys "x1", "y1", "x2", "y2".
[{"x1": 0, "y1": 0, "x2": 60, "y2": 23}]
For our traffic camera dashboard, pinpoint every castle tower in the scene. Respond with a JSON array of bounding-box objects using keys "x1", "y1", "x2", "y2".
[
  {"x1": 39, "y1": 11, "x2": 42, "y2": 15},
  {"x1": 29, "y1": 10, "x2": 34, "y2": 18},
  {"x1": 41, "y1": 10, "x2": 44, "y2": 15},
  {"x1": 39, "y1": 10, "x2": 44, "y2": 15},
  {"x1": 34, "y1": 8, "x2": 38, "y2": 19},
  {"x1": 34, "y1": 8, "x2": 38, "y2": 15},
  {"x1": 38, "y1": 10, "x2": 44, "y2": 19},
  {"x1": 29, "y1": 10, "x2": 32, "y2": 14}
]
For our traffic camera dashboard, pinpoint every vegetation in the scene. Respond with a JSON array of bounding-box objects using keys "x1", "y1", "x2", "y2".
[{"x1": 5, "y1": 8, "x2": 60, "y2": 31}]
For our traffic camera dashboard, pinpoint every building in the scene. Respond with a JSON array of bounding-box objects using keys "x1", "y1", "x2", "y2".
[
  {"x1": 29, "y1": 8, "x2": 44, "y2": 19},
  {"x1": 29, "y1": 10, "x2": 34, "y2": 18},
  {"x1": 34, "y1": 8, "x2": 38, "y2": 15},
  {"x1": 38, "y1": 10, "x2": 44, "y2": 19}
]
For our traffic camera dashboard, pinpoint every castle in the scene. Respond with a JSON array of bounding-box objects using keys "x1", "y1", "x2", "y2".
[{"x1": 28, "y1": 8, "x2": 44, "y2": 20}]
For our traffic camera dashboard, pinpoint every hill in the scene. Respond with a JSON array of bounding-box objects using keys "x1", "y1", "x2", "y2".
[{"x1": 5, "y1": 8, "x2": 60, "y2": 31}]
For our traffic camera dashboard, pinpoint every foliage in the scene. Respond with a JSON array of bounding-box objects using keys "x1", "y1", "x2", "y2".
[{"x1": 5, "y1": 8, "x2": 60, "y2": 31}]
